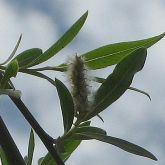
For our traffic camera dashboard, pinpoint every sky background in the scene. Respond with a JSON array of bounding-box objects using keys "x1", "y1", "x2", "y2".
[{"x1": 0, "y1": 0, "x2": 165, "y2": 165}]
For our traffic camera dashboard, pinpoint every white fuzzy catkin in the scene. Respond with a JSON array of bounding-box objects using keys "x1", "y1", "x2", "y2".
[{"x1": 68, "y1": 55, "x2": 90, "y2": 116}]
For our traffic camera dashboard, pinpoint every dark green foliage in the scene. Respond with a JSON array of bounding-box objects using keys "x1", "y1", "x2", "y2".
[
  {"x1": 30, "y1": 11, "x2": 88, "y2": 66},
  {"x1": 0, "y1": 11, "x2": 164, "y2": 165},
  {"x1": 55, "y1": 78, "x2": 74, "y2": 133},
  {"x1": 82, "y1": 32, "x2": 165, "y2": 69},
  {"x1": 84, "y1": 48, "x2": 147, "y2": 120}
]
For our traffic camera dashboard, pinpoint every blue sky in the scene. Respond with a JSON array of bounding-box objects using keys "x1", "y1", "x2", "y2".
[{"x1": 0, "y1": 0, "x2": 165, "y2": 165}]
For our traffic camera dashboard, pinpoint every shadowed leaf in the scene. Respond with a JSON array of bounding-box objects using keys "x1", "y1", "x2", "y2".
[
  {"x1": 78, "y1": 133, "x2": 157, "y2": 161},
  {"x1": 55, "y1": 78, "x2": 74, "y2": 133},
  {"x1": 85, "y1": 48, "x2": 147, "y2": 120}
]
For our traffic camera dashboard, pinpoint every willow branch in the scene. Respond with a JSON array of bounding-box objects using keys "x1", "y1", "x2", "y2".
[{"x1": 10, "y1": 97, "x2": 64, "y2": 165}]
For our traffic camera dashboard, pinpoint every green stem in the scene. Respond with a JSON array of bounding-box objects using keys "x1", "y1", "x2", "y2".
[
  {"x1": 19, "y1": 69, "x2": 56, "y2": 86},
  {"x1": 20, "y1": 66, "x2": 65, "y2": 72},
  {"x1": 10, "y1": 97, "x2": 65, "y2": 165}
]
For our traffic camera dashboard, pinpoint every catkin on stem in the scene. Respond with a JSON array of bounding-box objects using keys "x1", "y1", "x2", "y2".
[{"x1": 68, "y1": 55, "x2": 90, "y2": 117}]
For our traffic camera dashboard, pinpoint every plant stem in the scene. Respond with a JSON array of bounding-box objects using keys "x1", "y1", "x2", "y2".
[
  {"x1": 20, "y1": 66, "x2": 66, "y2": 72},
  {"x1": 19, "y1": 69, "x2": 56, "y2": 86},
  {"x1": 0, "y1": 115, "x2": 25, "y2": 165},
  {"x1": 10, "y1": 97, "x2": 64, "y2": 165}
]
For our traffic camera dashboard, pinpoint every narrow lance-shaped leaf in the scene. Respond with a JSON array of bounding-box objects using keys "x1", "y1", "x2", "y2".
[
  {"x1": 0, "y1": 59, "x2": 19, "y2": 88},
  {"x1": 30, "y1": 11, "x2": 88, "y2": 67},
  {"x1": 81, "y1": 32, "x2": 165, "y2": 69},
  {"x1": 56, "y1": 32, "x2": 164, "y2": 71},
  {"x1": 55, "y1": 78, "x2": 74, "y2": 133},
  {"x1": 14, "y1": 48, "x2": 43, "y2": 68},
  {"x1": 25, "y1": 129, "x2": 35, "y2": 165},
  {"x1": 85, "y1": 48, "x2": 147, "y2": 120},
  {"x1": 78, "y1": 133, "x2": 157, "y2": 161}
]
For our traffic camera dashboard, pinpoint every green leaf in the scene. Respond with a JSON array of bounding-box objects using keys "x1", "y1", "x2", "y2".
[
  {"x1": 26, "y1": 129, "x2": 35, "y2": 165},
  {"x1": 85, "y1": 48, "x2": 147, "y2": 120},
  {"x1": 75, "y1": 126, "x2": 106, "y2": 135},
  {"x1": 81, "y1": 32, "x2": 165, "y2": 69},
  {"x1": 0, "y1": 146, "x2": 9, "y2": 165},
  {"x1": 31, "y1": 11, "x2": 88, "y2": 66},
  {"x1": 0, "y1": 59, "x2": 19, "y2": 88},
  {"x1": 71, "y1": 126, "x2": 107, "y2": 140},
  {"x1": 55, "y1": 78, "x2": 74, "y2": 133},
  {"x1": 39, "y1": 140, "x2": 81, "y2": 165},
  {"x1": 14, "y1": 48, "x2": 42, "y2": 68},
  {"x1": 79, "y1": 133, "x2": 157, "y2": 161}
]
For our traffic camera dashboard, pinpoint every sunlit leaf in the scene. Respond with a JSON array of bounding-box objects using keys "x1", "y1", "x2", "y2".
[
  {"x1": 56, "y1": 33, "x2": 165, "y2": 71},
  {"x1": 55, "y1": 78, "x2": 74, "y2": 133},
  {"x1": 85, "y1": 48, "x2": 147, "y2": 120},
  {"x1": 31, "y1": 11, "x2": 88, "y2": 66},
  {"x1": 14, "y1": 48, "x2": 42, "y2": 68},
  {"x1": 81, "y1": 32, "x2": 165, "y2": 69}
]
